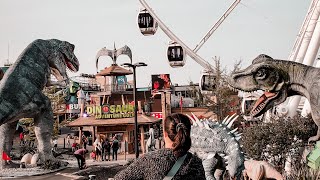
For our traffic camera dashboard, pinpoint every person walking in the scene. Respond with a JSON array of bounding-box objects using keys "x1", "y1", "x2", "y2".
[
  {"x1": 53, "y1": 138, "x2": 58, "y2": 151},
  {"x1": 104, "y1": 138, "x2": 111, "y2": 161},
  {"x1": 93, "y1": 137, "x2": 102, "y2": 162},
  {"x1": 111, "y1": 136, "x2": 119, "y2": 161},
  {"x1": 101, "y1": 138, "x2": 106, "y2": 161},
  {"x1": 114, "y1": 113, "x2": 206, "y2": 180},
  {"x1": 66, "y1": 134, "x2": 71, "y2": 148},
  {"x1": 81, "y1": 132, "x2": 87, "y2": 149},
  {"x1": 74, "y1": 148, "x2": 88, "y2": 170}
]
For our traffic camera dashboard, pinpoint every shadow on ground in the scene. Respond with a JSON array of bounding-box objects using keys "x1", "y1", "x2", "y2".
[{"x1": 75, "y1": 165, "x2": 127, "y2": 180}]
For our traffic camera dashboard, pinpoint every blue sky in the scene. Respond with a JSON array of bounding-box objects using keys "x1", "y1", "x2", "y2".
[{"x1": 0, "y1": 0, "x2": 310, "y2": 87}]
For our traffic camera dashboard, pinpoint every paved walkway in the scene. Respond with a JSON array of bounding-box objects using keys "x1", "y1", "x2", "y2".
[{"x1": 9, "y1": 152, "x2": 136, "y2": 179}]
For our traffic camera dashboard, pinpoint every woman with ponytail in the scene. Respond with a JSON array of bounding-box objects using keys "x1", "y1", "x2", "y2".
[{"x1": 114, "y1": 113, "x2": 205, "y2": 180}]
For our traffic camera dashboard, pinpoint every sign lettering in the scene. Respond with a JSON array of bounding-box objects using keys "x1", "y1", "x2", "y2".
[{"x1": 86, "y1": 104, "x2": 135, "y2": 119}]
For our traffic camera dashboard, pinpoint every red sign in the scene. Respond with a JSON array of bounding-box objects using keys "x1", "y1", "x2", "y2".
[
  {"x1": 151, "y1": 112, "x2": 162, "y2": 119},
  {"x1": 151, "y1": 74, "x2": 171, "y2": 93}
]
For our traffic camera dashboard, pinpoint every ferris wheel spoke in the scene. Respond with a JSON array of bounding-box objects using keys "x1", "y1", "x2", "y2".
[
  {"x1": 194, "y1": 0, "x2": 241, "y2": 53},
  {"x1": 139, "y1": 0, "x2": 211, "y2": 69}
]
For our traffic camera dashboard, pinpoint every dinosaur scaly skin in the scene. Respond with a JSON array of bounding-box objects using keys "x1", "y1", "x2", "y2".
[
  {"x1": 228, "y1": 54, "x2": 320, "y2": 143},
  {"x1": 0, "y1": 39, "x2": 79, "y2": 168},
  {"x1": 188, "y1": 113, "x2": 244, "y2": 180}
]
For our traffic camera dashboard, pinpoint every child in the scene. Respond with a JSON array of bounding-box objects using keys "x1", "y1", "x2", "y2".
[
  {"x1": 72, "y1": 142, "x2": 78, "y2": 152},
  {"x1": 90, "y1": 150, "x2": 96, "y2": 161}
]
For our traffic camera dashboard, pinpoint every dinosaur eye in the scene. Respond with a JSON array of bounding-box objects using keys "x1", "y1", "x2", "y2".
[{"x1": 255, "y1": 69, "x2": 267, "y2": 80}]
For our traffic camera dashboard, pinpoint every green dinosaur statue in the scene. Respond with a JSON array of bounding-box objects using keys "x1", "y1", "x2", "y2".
[
  {"x1": 229, "y1": 54, "x2": 320, "y2": 143},
  {"x1": 0, "y1": 39, "x2": 79, "y2": 168}
]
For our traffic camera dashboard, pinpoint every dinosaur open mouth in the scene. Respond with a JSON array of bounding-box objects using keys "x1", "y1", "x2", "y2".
[
  {"x1": 250, "y1": 91, "x2": 279, "y2": 116},
  {"x1": 63, "y1": 53, "x2": 78, "y2": 72},
  {"x1": 66, "y1": 61, "x2": 77, "y2": 72}
]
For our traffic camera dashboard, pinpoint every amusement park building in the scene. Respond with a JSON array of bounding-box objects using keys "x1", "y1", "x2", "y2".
[{"x1": 67, "y1": 69, "x2": 218, "y2": 154}]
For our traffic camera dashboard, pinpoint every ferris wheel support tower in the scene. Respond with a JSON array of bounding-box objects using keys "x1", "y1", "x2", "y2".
[{"x1": 286, "y1": 0, "x2": 320, "y2": 117}]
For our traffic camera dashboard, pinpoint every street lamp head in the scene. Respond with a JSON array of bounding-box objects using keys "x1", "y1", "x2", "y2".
[
  {"x1": 121, "y1": 63, "x2": 133, "y2": 68},
  {"x1": 135, "y1": 62, "x2": 148, "y2": 67}
]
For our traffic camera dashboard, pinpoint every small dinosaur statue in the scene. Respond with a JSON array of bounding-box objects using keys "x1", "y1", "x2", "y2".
[
  {"x1": 188, "y1": 113, "x2": 245, "y2": 180},
  {"x1": 228, "y1": 54, "x2": 320, "y2": 143},
  {"x1": 0, "y1": 39, "x2": 79, "y2": 168},
  {"x1": 243, "y1": 159, "x2": 284, "y2": 180}
]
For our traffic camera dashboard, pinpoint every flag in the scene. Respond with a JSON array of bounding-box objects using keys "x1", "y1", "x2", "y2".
[
  {"x1": 2, "y1": 151, "x2": 10, "y2": 161},
  {"x1": 179, "y1": 96, "x2": 183, "y2": 113}
]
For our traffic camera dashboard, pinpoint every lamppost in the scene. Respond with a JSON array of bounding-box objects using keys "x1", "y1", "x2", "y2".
[{"x1": 121, "y1": 62, "x2": 147, "y2": 158}]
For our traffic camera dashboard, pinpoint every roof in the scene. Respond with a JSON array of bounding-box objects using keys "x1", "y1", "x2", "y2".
[
  {"x1": 96, "y1": 64, "x2": 133, "y2": 76},
  {"x1": 67, "y1": 114, "x2": 161, "y2": 127}
]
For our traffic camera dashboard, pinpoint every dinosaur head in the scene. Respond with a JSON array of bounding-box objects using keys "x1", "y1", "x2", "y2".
[
  {"x1": 47, "y1": 39, "x2": 79, "y2": 84},
  {"x1": 229, "y1": 54, "x2": 289, "y2": 117}
]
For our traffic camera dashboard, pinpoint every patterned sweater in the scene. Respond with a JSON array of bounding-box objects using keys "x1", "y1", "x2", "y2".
[{"x1": 114, "y1": 148, "x2": 206, "y2": 180}]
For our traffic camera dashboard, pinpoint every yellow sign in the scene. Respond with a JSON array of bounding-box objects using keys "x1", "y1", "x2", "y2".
[{"x1": 86, "y1": 105, "x2": 135, "y2": 119}]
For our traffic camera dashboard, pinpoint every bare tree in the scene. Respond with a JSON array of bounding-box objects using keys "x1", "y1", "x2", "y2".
[{"x1": 203, "y1": 57, "x2": 242, "y2": 120}]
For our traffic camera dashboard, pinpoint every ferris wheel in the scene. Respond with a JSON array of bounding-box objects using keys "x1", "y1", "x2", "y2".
[{"x1": 137, "y1": 0, "x2": 241, "y2": 93}]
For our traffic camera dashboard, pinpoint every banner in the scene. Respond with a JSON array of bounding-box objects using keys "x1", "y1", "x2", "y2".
[{"x1": 151, "y1": 74, "x2": 171, "y2": 93}]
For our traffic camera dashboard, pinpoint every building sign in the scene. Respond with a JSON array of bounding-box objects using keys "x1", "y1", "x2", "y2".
[
  {"x1": 66, "y1": 104, "x2": 80, "y2": 113},
  {"x1": 151, "y1": 74, "x2": 171, "y2": 93},
  {"x1": 151, "y1": 112, "x2": 162, "y2": 119},
  {"x1": 86, "y1": 104, "x2": 135, "y2": 119},
  {"x1": 117, "y1": 76, "x2": 127, "y2": 85}
]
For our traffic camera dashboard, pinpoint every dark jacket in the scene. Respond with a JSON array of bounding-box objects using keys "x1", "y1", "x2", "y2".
[
  {"x1": 114, "y1": 148, "x2": 206, "y2": 180},
  {"x1": 112, "y1": 139, "x2": 119, "y2": 149},
  {"x1": 103, "y1": 140, "x2": 111, "y2": 151}
]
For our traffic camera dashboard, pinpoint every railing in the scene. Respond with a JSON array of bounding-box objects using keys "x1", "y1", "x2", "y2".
[
  {"x1": 103, "y1": 84, "x2": 133, "y2": 93},
  {"x1": 79, "y1": 83, "x2": 101, "y2": 91}
]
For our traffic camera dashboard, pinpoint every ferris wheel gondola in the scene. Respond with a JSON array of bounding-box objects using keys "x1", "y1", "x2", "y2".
[
  {"x1": 167, "y1": 41, "x2": 186, "y2": 67},
  {"x1": 199, "y1": 70, "x2": 216, "y2": 94},
  {"x1": 137, "y1": 8, "x2": 158, "y2": 36}
]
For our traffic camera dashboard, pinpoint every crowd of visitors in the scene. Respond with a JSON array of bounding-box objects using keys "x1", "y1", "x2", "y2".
[
  {"x1": 16, "y1": 112, "x2": 205, "y2": 179},
  {"x1": 72, "y1": 133, "x2": 121, "y2": 169}
]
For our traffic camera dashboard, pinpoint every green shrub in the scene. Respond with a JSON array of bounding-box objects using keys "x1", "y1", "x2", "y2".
[{"x1": 241, "y1": 116, "x2": 317, "y2": 170}]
